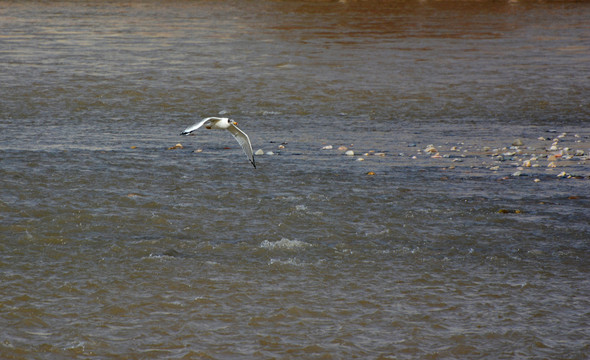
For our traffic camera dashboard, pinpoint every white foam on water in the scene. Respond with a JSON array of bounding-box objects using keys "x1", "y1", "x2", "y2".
[
  {"x1": 260, "y1": 238, "x2": 311, "y2": 251},
  {"x1": 268, "y1": 258, "x2": 306, "y2": 266}
]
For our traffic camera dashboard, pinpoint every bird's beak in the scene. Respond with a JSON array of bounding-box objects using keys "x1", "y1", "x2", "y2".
[{"x1": 233, "y1": 121, "x2": 238, "y2": 126}]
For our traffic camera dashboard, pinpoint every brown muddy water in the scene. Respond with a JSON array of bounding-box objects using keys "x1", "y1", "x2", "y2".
[{"x1": 1, "y1": 0, "x2": 589, "y2": 358}]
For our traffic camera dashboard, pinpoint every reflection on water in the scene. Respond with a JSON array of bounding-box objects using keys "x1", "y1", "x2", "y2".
[{"x1": 1, "y1": 0, "x2": 589, "y2": 358}]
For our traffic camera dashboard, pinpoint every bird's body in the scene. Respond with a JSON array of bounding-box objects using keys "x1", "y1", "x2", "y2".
[{"x1": 181, "y1": 117, "x2": 256, "y2": 168}]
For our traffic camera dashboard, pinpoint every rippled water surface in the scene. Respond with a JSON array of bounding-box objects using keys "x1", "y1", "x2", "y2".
[{"x1": 1, "y1": 0, "x2": 589, "y2": 358}]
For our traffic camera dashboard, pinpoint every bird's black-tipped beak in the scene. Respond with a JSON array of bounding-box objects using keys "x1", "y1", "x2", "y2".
[{"x1": 180, "y1": 131, "x2": 189, "y2": 136}]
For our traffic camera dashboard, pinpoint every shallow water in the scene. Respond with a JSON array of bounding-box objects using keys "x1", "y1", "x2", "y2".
[{"x1": 1, "y1": 0, "x2": 589, "y2": 358}]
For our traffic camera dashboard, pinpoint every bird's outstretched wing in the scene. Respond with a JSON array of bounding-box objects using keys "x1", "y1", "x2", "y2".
[
  {"x1": 180, "y1": 117, "x2": 222, "y2": 135},
  {"x1": 227, "y1": 123, "x2": 256, "y2": 168}
]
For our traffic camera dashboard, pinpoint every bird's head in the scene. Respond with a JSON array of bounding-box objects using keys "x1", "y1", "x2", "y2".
[{"x1": 230, "y1": 119, "x2": 238, "y2": 126}]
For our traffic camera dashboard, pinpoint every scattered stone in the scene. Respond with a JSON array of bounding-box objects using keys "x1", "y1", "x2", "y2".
[
  {"x1": 168, "y1": 143, "x2": 183, "y2": 150},
  {"x1": 338, "y1": 146, "x2": 348, "y2": 151},
  {"x1": 266, "y1": 151, "x2": 275, "y2": 156},
  {"x1": 547, "y1": 162, "x2": 557, "y2": 168},
  {"x1": 345, "y1": 150, "x2": 355, "y2": 156},
  {"x1": 522, "y1": 160, "x2": 532, "y2": 167},
  {"x1": 130, "y1": 146, "x2": 137, "y2": 149},
  {"x1": 255, "y1": 149, "x2": 264, "y2": 155},
  {"x1": 356, "y1": 157, "x2": 364, "y2": 161},
  {"x1": 575, "y1": 149, "x2": 585, "y2": 156},
  {"x1": 557, "y1": 171, "x2": 569, "y2": 178},
  {"x1": 431, "y1": 152, "x2": 442, "y2": 158},
  {"x1": 367, "y1": 171, "x2": 376, "y2": 176},
  {"x1": 534, "y1": 178, "x2": 541, "y2": 183},
  {"x1": 512, "y1": 139, "x2": 524, "y2": 146},
  {"x1": 194, "y1": 149, "x2": 203, "y2": 153},
  {"x1": 425, "y1": 144, "x2": 437, "y2": 153},
  {"x1": 498, "y1": 209, "x2": 522, "y2": 214},
  {"x1": 278, "y1": 144, "x2": 285, "y2": 149},
  {"x1": 322, "y1": 145, "x2": 333, "y2": 150},
  {"x1": 512, "y1": 171, "x2": 522, "y2": 177}
]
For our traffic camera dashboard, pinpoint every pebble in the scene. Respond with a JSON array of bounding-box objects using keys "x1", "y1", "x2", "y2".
[
  {"x1": 522, "y1": 160, "x2": 532, "y2": 167},
  {"x1": 356, "y1": 157, "x2": 365, "y2": 161},
  {"x1": 557, "y1": 171, "x2": 569, "y2": 178},
  {"x1": 367, "y1": 171, "x2": 376, "y2": 176},
  {"x1": 322, "y1": 145, "x2": 333, "y2": 150},
  {"x1": 534, "y1": 178, "x2": 541, "y2": 183},
  {"x1": 130, "y1": 146, "x2": 137, "y2": 149},
  {"x1": 167, "y1": 143, "x2": 183, "y2": 150},
  {"x1": 266, "y1": 151, "x2": 275, "y2": 156},
  {"x1": 345, "y1": 150, "x2": 355, "y2": 156},
  {"x1": 512, "y1": 139, "x2": 524, "y2": 146},
  {"x1": 194, "y1": 149, "x2": 203, "y2": 153},
  {"x1": 431, "y1": 153, "x2": 442, "y2": 158},
  {"x1": 338, "y1": 146, "x2": 348, "y2": 151},
  {"x1": 575, "y1": 149, "x2": 585, "y2": 156},
  {"x1": 498, "y1": 209, "x2": 522, "y2": 214},
  {"x1": 547, "y1": 162, "x2": 557, "y2": 168},
  {"x1": 278, "y1": 145, "x2": 285, "y2": 149},
  {"x1": 424, "y1": 144, "x2": 437, "y2": 153},
  {"x1": 255, "y1": 149, "x2": 264, "y2": 155}
]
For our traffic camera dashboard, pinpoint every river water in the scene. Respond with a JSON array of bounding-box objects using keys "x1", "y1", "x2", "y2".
[{"x1": 1, "y1": 0, "x2": 589, "y2": 358}]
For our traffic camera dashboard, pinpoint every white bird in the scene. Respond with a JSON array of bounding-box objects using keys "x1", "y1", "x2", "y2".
[{"x1": 180, "y1": 117, "x2": 256, "y2": 168}]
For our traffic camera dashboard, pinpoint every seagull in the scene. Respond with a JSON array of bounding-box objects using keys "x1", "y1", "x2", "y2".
[{"x1": 180, "y1": 117, "x2": 256, "y2": 168}]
